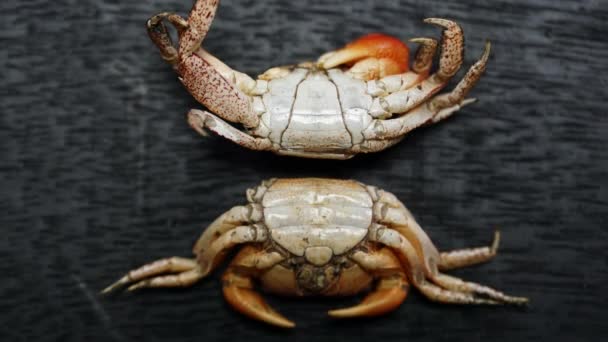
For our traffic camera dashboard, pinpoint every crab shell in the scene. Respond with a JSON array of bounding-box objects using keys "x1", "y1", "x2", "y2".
[
  {"x1": 104, "y1": 178, "x2": 528, "y2": 327},
  {"x1": 147, "y1": 0, "x2": 492, "y2": 159}
]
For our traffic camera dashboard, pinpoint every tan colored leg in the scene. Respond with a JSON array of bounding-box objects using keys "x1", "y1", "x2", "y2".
[
  {"x1": 196, "y1": 225, "x2": 268, "y2": 276},
  {"x1": 368, "y1": 225, "x2": 427, "y2": 285},
  {"x1": 356, "y1": 137, "x2": 402, "y2": 154},
  {"x1": 431, "y1": 274, "x2": 528, "y2": 305},
  {"x1": 373, "y1": 190, "x2": 441, "y2": 276},
  {"x1": 192, "y1": 205, "x2": 258, "y2": 254},
  {"x1": 222, "y1": 267, "x2": 294, "y2": 328},
  {"x1": 439, "y1": 231, "x2": 500, "y2": 271},
  {"x1": 187, "y1": 110, "x2": 272, "y2": 151},
  {"x1": 362, "y1": 98, "x2": 477, "y2": 141},
  {"x1": 369, "y1": 225, "x2": 527, "y2": 306},
  {"x1": 101, "y1": 257, "x2": 200, "y2": 294},
  {"x1": 328, "y1": 275, "x2": 409, "y2": 318},
  {"x1": 416, "y1": 280, "x2": 499, "y2": 305}
]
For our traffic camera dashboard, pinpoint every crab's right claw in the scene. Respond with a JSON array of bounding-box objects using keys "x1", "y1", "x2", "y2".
[
  {"x1": 223, "y1": 271, "x2": 295, "y2": 328},
  {"x1": 318, "y1": 33, "x2": 410, "y2": 80},
  {"x1": 328, "y1": 275, "x2": 409, "y2": 318}
]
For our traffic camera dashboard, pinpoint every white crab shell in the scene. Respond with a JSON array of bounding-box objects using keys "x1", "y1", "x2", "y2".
[
  {"x1": 249, "y1": 66, "x2": 392, "y2": 159},
  {"x1": 255, "y1": 178, "x2": 373, "y2": 264}
]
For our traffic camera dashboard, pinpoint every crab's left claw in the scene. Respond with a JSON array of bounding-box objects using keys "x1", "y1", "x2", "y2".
[{"x1": 318, "y1": 33, "x2": 409, "y2": 80}]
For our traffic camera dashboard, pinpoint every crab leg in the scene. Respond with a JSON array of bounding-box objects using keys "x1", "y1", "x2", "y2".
[
  {"x1": 373, "y1": 190, "x2": 441, "y2": 276},
  {"x1": 223, "y1": 247, "x2": 293, "y2": 328},
  {"x1": 101, "y1": 205, "x2": 268, "y2": 294},
  {"x1": 356, "y1": 138, "x2": 403, "y2": 154},
  {"x1": 179, "y1": 0, "x2": 220, "y2": 58},
  {"x1": 363, "y1": 42, "x2": 491, "y2": 141},
  {"x1": 430, "y1": 274, "x2": 528, "y2": 304},
  {"x1": 369, "y1": 227, "x2": 496, "y2": 304},
  {"x1": 192, "y1": 205, "x2": 261, "y2": 257},
  {"x1": 147, "y1": 0, "x2": 259, "y2": 129},
  {"x1": 410, "y1": 37, "x2": 438, "y2": 76},
  {"x1": 100, "y1": 225, "x2": 267, "y2": 293},
  {"x1": 188, "y1": 110, "x2": 272, "y2": 151},
  {"x1": 439, "y1": 231, "x2": 501, "y2": 271},
  {"x1": 373, "y1": 37, "x2": 440, "y2": 93},
  {"x1": 428, "y1": 41, "x2": 492, "y2": 116},
  {"x1": 147, "y1": 12, "x2": 189, "y2": 64},
  {"x1": 369, "y1": 225, "x2": 526, "y2": 305},
  {"x1": 381, "y1": 18, "x2": 464, "y2": 114},
  {"x1": 101, "y1": 257, "x2": 200, "y2": 294}
]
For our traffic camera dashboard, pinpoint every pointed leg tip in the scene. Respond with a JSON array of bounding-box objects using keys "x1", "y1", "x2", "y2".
[
  {"x1": 423, "y1": 18, "x2": 457, "y2": 28},
  {"x1": 461, "y1": 98, "x2": 478, "y2": 106},
  {"x1": 481, "y1": 41, "x2": 492, "y2": 60},
  {"x1": 327, "y1": 309, "x2": 352, "y2": 319},
  {"x1": 491, "y1": 230, "x2": 501, "y2": 252},
  {"x1": 514, "y1": 297, "x2": 530, "y2": 305},
  {"x1": 409, "y1": 37, "x2": 435, "y2": 44},
  {"x1": 275, "y1": 320, "x2": 296, "y2": 329},
  {"x1": 100, "y1": 277, "x2": 129, "y2": 295},
  {"x1": 127, "y1": 281, "x2": 147, "y2": 292}
]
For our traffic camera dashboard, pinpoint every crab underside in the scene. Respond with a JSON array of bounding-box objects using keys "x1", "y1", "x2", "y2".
[
  {"x1": 147, "y1": 0, "x2": 492, "y2": 159},
  {"x1": 103, "y1": 178, "x2": 527, "y2": 328}
]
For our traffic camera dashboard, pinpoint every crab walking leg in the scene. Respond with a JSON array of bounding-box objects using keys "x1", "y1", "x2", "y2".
[
  {"x1": 188, "y1": 110, "x2": 272, "y2": 151},
  {"x1": 431, "y1": 273, "x2": 528, "y2": 304},
  {"x1": 363, "y1": 98, "x2": 476, "y2": 141},
  {"x1": 429, "y1": 41, "x2": 492, "y2": 117},
  {"x1": 179, "y1": 0, "x2": 220, "y2": 57},
  {"x1": 369, "y1": 225, "x2": 502, "y2": 305},
  {"x1": 380, "y1": 38, "x2": 439, "y2": 91},
  {"x1": 381, "y1": 19, "x2": 464, "y2": 114},
  {"x1": 366, "y1": 41, "x2": 491, "y2": 141},
  {"x1": 439, "y1": 231, "x2": 501, "y2": 271},
  {"x1": 373, "y1": 190, "x2": 441, "y2": 276},
  {"x1": 101, "y1": 257, "x2": 199, "y2": 294},
  {"x1": 329, "y1": 248, "x2": 407, "y2": 318},
  {"x1": 179, "y1": 54, "x2": 259, "y2": 128},
  {"x1": 192, "y1": 205, "x2": 261, "y2": 256},
  {"x1": 196, "y1": 225, "x2": 269, "y2": 276},
  {"x1": 146, "y1": 12, "x2": 189, "y2": 64},
  {"x1": 223, "y1": 247, "x2": 294, "y2": 328},
  {"x1": 416, "y1": 281, "x2": 499, "y2": 305},
  {"x1": 126, "y1": 268, "x2": 203, "y2": 292},
  {"x1": 147, "y1": 0, "x2": 259, "y2": 128},
  {"x1": 410, "y1": 38, "x2": 439, "y2": 76},
  {"x1": 356, "y1": 137, "x2": 403, "y2": 154}
]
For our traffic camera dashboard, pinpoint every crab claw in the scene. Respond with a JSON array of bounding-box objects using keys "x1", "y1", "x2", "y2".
[{"x1": 318, "y1": 33, "x2": 409, "y2": 80}]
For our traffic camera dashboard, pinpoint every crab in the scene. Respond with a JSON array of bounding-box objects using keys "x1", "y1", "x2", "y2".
[
  {"x1": 146, "y1": 0, "x2": 492, "y2": 159},
  {"x1": 102, "y1": 178, "x2": 528, "y2": 328}
]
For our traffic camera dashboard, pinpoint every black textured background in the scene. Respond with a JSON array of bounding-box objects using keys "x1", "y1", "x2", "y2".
[{"x1": 2, "y1": 0, "x2": 607, "y2": 341}]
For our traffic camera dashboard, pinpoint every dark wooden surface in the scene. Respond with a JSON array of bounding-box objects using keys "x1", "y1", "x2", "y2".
[{"x1": 2, "y1": 0, "x2": 607, "y2": 341}]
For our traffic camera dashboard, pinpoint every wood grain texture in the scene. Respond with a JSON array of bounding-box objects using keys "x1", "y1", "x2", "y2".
[{"x1": 1, "y1": 0, "x2": 607, "y2": 341}]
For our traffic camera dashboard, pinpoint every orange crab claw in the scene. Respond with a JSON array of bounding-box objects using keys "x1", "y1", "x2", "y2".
[{"x1": 318, "y1": 33, "x2": 410, "y2": 80}]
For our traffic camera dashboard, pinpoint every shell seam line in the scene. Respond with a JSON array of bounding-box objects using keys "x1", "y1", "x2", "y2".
[
  {"x1": 330, "y1": 74, "x2": 355, "y2": 146},
  {"x1": 279, "y1": 69, "x2": 310, "y2": 147}
]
